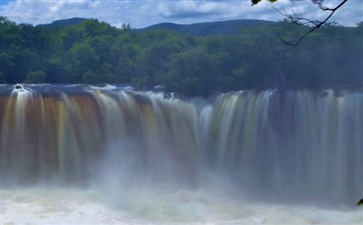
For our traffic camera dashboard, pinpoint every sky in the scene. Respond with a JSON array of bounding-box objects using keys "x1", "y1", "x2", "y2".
[{"x1": 0, "y1": 0, "x2": 362, "y2": 28}]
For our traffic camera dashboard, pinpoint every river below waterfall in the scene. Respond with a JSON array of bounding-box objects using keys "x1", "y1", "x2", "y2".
[
  {"x1": 2, "y1": 187, "x2": 363, "y2": 225},
  {"x1": 1, "y1": 84, "x2": 363, "y2": 224}
]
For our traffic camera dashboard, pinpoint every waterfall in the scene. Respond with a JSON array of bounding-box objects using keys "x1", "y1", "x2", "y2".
[
  {"x1": 201, "y1": 90, "x2": 363, "y2": 204},
  {"x1": 1, "y1": 84, "x2": 362, "y2": 205}
]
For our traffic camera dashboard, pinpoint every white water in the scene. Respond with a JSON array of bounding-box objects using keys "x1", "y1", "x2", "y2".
[
  {"x1": 1, "y1": 85, "x2": 363, "y2": 224},
  {"x1": 2, "y1": 187, "x2": 363, "y2": 225}
]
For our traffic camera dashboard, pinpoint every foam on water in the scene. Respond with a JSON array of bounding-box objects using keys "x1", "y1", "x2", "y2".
[
  {"x1": 1, "y1": 86, "x2": 363, "y2": 224},
  {"x1": 1, "y1": 187, "x2": 363, "y2": 225}
]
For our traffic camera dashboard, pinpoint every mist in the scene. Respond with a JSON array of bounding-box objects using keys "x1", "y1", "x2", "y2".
[{"x1": 1, "y1": 85, "x2": 363, "y2": 224}]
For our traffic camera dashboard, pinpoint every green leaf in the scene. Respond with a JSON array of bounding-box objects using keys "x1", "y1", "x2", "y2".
[
  {"x1": 251, "y1": 0, "x2": 277, "y2": 5},
  {"x1": 251, "y1": 0, "x2": 262, "y2": 5}
]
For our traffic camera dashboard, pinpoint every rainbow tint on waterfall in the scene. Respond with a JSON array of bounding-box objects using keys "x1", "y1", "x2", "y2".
[{"x1": 1, "y1": 84, "x2": 363, "y2": 224}]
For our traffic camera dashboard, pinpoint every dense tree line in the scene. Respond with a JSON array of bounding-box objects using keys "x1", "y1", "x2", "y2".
[{"x1": 1, "y1": 17, "x2": 362, "y2": 96}]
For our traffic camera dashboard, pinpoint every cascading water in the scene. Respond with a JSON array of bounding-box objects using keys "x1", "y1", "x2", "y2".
[
  {"x1": 1, "y1": 84, "x2": 363, "y2": 224},
  {"x1": 200, "y1": 90, "x2": 363, "y2": 204}
]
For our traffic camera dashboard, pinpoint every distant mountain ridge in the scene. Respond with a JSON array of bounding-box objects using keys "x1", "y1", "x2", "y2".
[
  {"x1": 37, "y1": 18, "x2": 88, "y2": 27},
  {"x1": 37, "y1": 18, "x2": 276, "y2": 36},
  {"x1": 140, "y1": 19, "x2": 277, "y2": 36}
]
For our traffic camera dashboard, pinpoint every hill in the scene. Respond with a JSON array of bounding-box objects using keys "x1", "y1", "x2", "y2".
[
  {"x1": 37, "y1": 17, "x2": 87, "y2": 27},
  {"x1": 37, "y1": 18, "x2": 276, "y2": 36},
  {"x1": 140, "y1": 19, "x2": 277, "y2": 36}
]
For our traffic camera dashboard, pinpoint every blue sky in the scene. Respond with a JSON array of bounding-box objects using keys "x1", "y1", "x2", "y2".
[
  {"x1": 1, "y1": 0, "x2": 362, "y2": 28},
  {"x1": 1, "y1": 0, "x2": 14, "y2": 3}
]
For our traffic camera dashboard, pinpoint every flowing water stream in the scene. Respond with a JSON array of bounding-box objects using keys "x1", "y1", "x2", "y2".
[{"x1": 1, "y1": 84, "x2": 363, "y2": 224}]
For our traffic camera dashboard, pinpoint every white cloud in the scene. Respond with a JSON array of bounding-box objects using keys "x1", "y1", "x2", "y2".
[
  {"x1": 157, "y1": 1, "x2": 235, "y2": 18},
  {"x1": 1, "y1": 0, "x2": 362, "y2": 28}
]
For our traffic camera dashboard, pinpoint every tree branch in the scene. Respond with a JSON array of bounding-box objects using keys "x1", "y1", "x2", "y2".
[
  {"x1": 279, "y1": 0, "x2": 348, "y2": 46},
  {"x1": 313, "y1": 0, "x2": 347, "y2": 11}
]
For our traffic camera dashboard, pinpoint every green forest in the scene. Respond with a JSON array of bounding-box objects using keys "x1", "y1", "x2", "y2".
[{"x1": 1, "y1": 16, "x2": 362, "y2": 96}]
